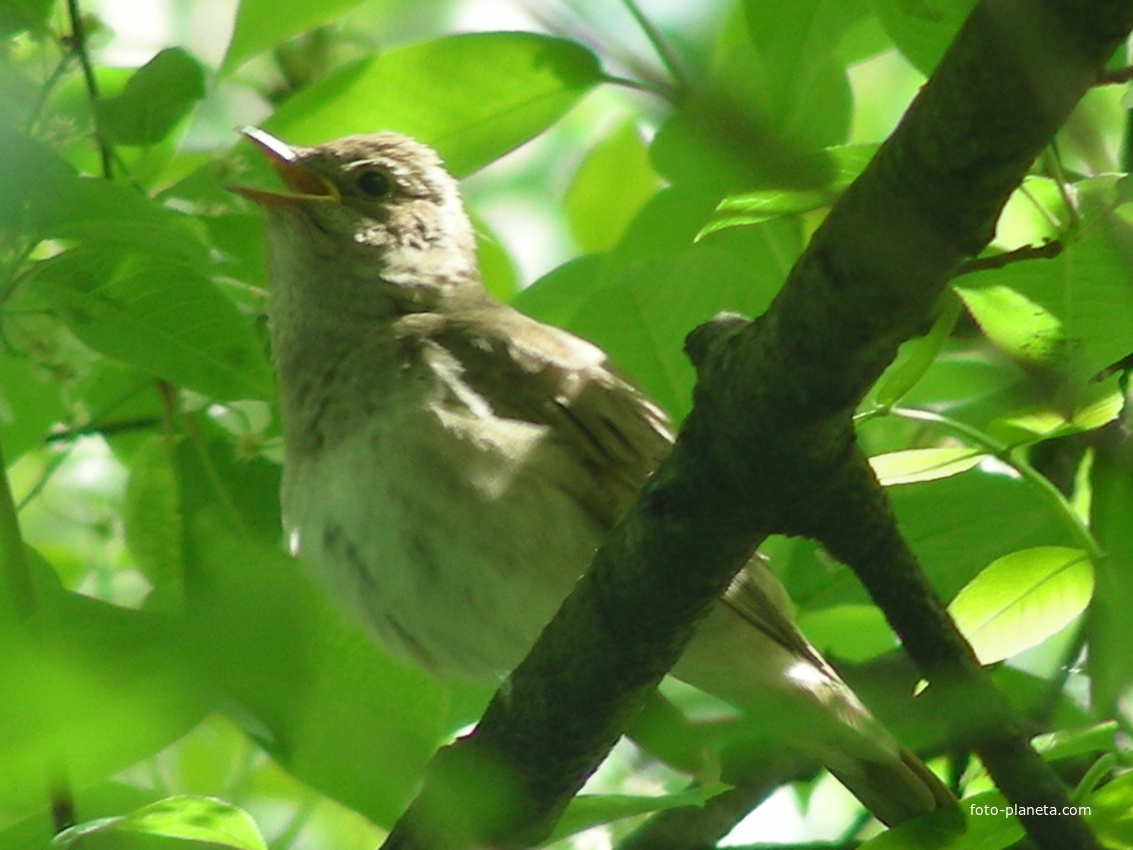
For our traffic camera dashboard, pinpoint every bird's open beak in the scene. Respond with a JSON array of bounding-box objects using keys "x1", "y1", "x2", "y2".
[{"x1": 229, "y1": 127, "x2": 340, "y2": 207}]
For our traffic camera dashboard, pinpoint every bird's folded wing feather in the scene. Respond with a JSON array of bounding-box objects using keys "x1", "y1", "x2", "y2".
[{"x1": 408, "y1": 306, "x2": 818, "y2": 660}]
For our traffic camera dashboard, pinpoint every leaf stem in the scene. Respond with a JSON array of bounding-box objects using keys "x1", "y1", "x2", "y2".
[
  {"x1": 620, "y1": 0, "x2": 689, "y2": 97},
  {"x1": 888, "y1": 406, "x2": 1103, "y2": 561},
  {"x1": 0, "y1": 440, "x2": 37, "y2": 623},
  {"x1": 601, "y1": 73, "x2": 675, "y2": 100},
  {"x1": 65, "y1": 0, "x2": 113, "y2": 178}
]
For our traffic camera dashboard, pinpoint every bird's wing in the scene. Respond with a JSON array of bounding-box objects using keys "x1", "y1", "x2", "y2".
[
  {"x1": 412, "y1": 306, "x2": 821, "y2": 654},
  {"x1": 722, "y1": 562, "x2": 827, "y2": 669},
  {"x1": 404, "y1": 305, "x2": 673, "y2": 528}
]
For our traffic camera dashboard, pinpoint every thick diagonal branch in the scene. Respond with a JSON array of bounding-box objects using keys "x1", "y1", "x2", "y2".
[{"x1": 382, "y1": 2, "x2": 1133, "y2": 848}]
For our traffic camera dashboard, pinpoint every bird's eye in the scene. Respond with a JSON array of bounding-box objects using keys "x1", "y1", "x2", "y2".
[{"x1": 355, "y1": 169, "x2": 392, "y2": 198}]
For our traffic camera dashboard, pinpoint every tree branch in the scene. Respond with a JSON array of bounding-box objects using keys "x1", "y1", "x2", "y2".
[{"x1": 381, "y1": 1, "x2": 1133, "y2": 847}]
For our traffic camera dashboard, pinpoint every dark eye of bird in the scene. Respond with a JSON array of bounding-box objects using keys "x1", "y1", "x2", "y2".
[{"x1": 355, "y1": 169, "x2": 391, "y2": 198}]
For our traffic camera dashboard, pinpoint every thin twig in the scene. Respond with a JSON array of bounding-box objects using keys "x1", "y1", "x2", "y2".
[
  {"x1": 619, "y1": 0, "x2": 689, "y2": 97},
  {"x1": 0, "y1": 440, "x2": 37, "y2": 622},
  {"x1": 44, "y1": 417, "x2": 160, "y2": 444},
  {"x1": 24, "y1": 52, "x2": 76, "y2": 135},
  {"x1": 65, "y1": 0, "x2": 113, "y2": 178},
  {"x1": 1096, "y1": 65, "x2": 1133, "y2": 85},
  {"x1": 50, "y1": 773, "x2": 76, "y2": 834},
  {"x1": 601, "y1": 73, "x2": 675, "y2": 100},
  {"x1": 888, "y1": 406, "x2": 1103, "y2": 560},
  {"x1": 954, "y1": 240, "x2": 1063, "y2": 276}
]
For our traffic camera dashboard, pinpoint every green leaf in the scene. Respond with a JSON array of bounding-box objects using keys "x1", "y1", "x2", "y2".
[
  {"x1": 0, "y1": 354, "x2": 68, "y2": 463},
  {"x1": 266, "y1": 33, "x2": 602, "y2": 177},
  {"x1": 988, "y1": 383, "x2": 1123, "y2": 444},
  {"x1": 652, "y1": 1, "x2": 854, "y2": 193},
  {"x1": 0, "y1": 0, "x2": 53, "y2": 36},
  {"x1": 873, "y1": 0, "x2": 977, "y2": 75},
  {"x1": 1031, "y1": 721, "x2": 1118, "y2": 762},
  {"x1": 549, "y1": 785, "x2": 730, "y2": 842},
  {"x1": 470, "y1": 212, "x2": 518, "y2": 303},
  {"x1": 896, "y1": 343, "x2": 1033, "y2": 430},
  {"x1": 0, "y1": 588, "x2": 206, "y2": 815},
  {"x1": 869, "y1": 447, "x2": 985, "y2": 486},
  {"x1": 122, "y1": 436, "x2": 183, "y2": 612},
  {"x1": 866, "y1": 288, "x2": 962, "y2": 410},
  {"x1": 1087, "y1": 772, "x2": 1133, "y2": 848},
  {"x1": 551, "y1": 188, "x2": 796, "y2": 420},
  {"x1": 94, "y1": 48, "x2": 205, "y2": 145},
  {"x1": 993, "y1": 176, "x2": 1069, "y2": 248},
  {"x1": 791, "y1": 469, "x2": 1082, "y2": 610},
  {"x1": 859, "y1": 789, "x2": 1020, "y2": 850},
  {"x1": 31, "y1": 249, "x2": 273, "y2": 401},
  {"x1": 0, "y1": 124, "x2": 208, "y2": 262},
  {"x1": 797, "y1": 604, "x2": 896, "y2": 663},
  {"x1": 0, "y1": 782, "x2": 157, "y2": 850},
  {"x1": 569, "y1": 217, "x2": 797, "y2": 420},
  {"x1": 948, "y1": 546, "x2": 1094, "y2": 665},
  {"x1": 697, "y1": 144, "x2": 877, "y2": 238},
  {"x1": 175, "y1": 443, "x2": 449, "y2": 826},
  {"x1": 954, "y1": 284, "x2": 1064, "y2": 367},
  {"x1": 220, "y1": 0, "x2": 368, "y2": 74},
  {"x1": 564, "y1": 123, "x2": 659, "y2": 253},
  {"x1": 512, "y1": 255, "x2": 607, "y2": 327},
  {"x1": 53, "y1": 795, "x2": 265, "y2": 849},
  {"x1": 957, "y1": 180, "x2": 1133, "y2": 396}
]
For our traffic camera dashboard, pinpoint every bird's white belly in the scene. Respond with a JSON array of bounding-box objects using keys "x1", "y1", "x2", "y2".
[{"x1": 282, "y1": 404, "x2": 603, "y2": 681}]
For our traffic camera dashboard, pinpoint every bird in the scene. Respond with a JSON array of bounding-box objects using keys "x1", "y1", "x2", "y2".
[{"x1": 232, "y1": 126, "x2": 955, "y2": 827}]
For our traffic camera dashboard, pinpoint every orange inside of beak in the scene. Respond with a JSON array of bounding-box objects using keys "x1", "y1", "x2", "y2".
[{"x1": 231, "y1": 127, "x2": 339, "y2": 206}]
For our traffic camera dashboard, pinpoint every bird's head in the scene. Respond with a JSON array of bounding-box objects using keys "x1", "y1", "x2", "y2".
[{"x1": 233, "y1": 128, "x2": 481, "y2": 311}]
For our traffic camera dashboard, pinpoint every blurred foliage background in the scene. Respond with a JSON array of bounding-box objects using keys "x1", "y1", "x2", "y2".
[{"x1": 2, "y1": 0, "x2": 1133, "y2": 848}]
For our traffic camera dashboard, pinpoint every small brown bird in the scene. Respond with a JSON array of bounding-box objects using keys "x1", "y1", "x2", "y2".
[{"x1": 234, "y1": 127, "x2": 953, "y2": 827}]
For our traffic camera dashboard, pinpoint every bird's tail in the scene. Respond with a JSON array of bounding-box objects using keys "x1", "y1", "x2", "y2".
[
  {"x1": 672, "y1": 570, "x2": 955, "y2": 827},
  {"x1": 827, "y1": 743, "x2": 956, "y2": 826}
]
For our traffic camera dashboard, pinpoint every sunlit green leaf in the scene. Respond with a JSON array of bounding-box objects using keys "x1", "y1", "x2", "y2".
[
  {"x1": 798, "y1": 604, "x2": 896, "y2": 663},
  {"x1": 869, "y1": 447, "x2": 985, "y2": 486},
  {"x1": 221, "y1": 0, "x2": 368, "y2": 74},
  {"x1": 53, "y1": 795, "x2": 265, "y2": 849},
  {"x1": 992, "y1": 176, "x2": 1069, "y2": 249},
  {"x1": 989, "y1": 383, "x2": 1123, "y2": 443},
  {"x1": 266, "y1": 33, "x2": 602, "y2": 176},
  {"x1": 30, "y1": 249, "x2": 273, "y2": 401},
  {"x1": 958, "y1": 180, "x2": 1133, "y2": 395},
  {"x1": 1087, "y1": 771, "x2": 1133, "y2": 848},
  {"x1": 697, "y1": 145, "x2": 877, "y2": 238},
  {"x1": 873, "y1": 0, "x2": 977, "y2": 75},
  {"x1": 859, "y1": 789, "x2": 1020, "y2": 850},
  {"x1": 565, "y1": 122, "x2": 659, "y2": 253},
  {"x1": 550, "y1": 785, "x2": 730, "y2": 842},
  {"x1": 954, "y1": 284, "x2": 1064, "y2": 367},
  {"x1": 949, "y1": 546, "x2": 1094, "y2": 665},
  {"x1": 1031, "y1": 721, "x2": 1117, "y2": 762}
]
